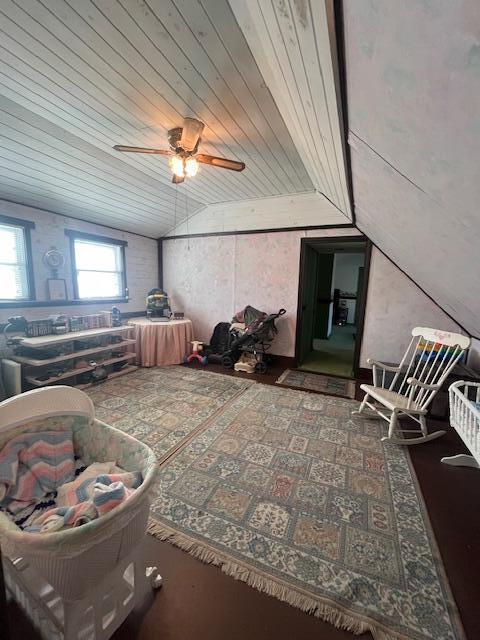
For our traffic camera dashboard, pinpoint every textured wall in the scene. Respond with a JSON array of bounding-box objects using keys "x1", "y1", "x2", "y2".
[
  {"x1": 0, "y1": 200, "x2": 158, "y2": 323},
  {"x1": 163, "y1": 229, "x2": 464, "y2": 365},
  {"x1": 164, "y1": 235, "x2": 235, "y2": 348},
  {"x1": 233, "y1": 232, "x2": 304, "y2": 356},
  {"x1": 344, "y1": 1, "x2": 480, "y2": 338},
  {"x1": 361, "y1": 250, "x2": 463, "y2": 365}
]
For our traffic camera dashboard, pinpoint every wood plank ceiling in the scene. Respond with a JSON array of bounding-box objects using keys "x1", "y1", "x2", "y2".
[
  {"x1": 230, "y1": 0, "x2": 351, "y2": 217},
  {"x1": 0, "y1": 0, "x2": 351, "y2": 238}
]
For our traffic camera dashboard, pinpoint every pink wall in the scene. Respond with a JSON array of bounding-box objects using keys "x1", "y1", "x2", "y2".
[
  {"x1": 164, "y1": 228, "x2": 362, "y2": 358},
  {"x1": 162, "y1": 235, "x2": 235, "y2": 349},
  {"x1": 163, "y1": 229, "x2": 464, "y2": 367}
]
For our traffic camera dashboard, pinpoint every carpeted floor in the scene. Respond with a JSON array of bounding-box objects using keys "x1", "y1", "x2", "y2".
[
  {"x1": 86, "y1": 366, "x2": 253, "y2": 462},
  {"x1": 8, "y1": 366, "x2": 476, "y2": 640},
  {"x1": 298, "y1": 350, "x2": 354, "y2": 378},
  {"x1": 147, "y1": 382, "x2": 464, "y2": 640},
  {"x1": 276, "y1": 369, "x2": 356, "y2": 399},
  {"x1": 301, "y1": 325, "x2": 357, "y2": 377}
]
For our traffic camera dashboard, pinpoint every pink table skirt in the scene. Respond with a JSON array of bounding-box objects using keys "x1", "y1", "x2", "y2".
[{"x1": 129, "y1": 318, "x2": 194, "y2": 367}]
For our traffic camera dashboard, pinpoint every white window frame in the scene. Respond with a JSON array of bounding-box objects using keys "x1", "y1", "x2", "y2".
[
  {"x1": 66, "y1": 230, "x2": 127, "y2": 301},
  {"x1": 0, "y1": 215, "x2": 35, "y2": 302}
]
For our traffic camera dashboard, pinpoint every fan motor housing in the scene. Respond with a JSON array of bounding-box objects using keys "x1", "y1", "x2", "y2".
[{"x1": 167, "y1": 127, "x2": 183, "y2": 153}]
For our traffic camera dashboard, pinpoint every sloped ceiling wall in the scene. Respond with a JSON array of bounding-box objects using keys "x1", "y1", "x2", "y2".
[
  {"x1": 343, "y1": 1, "x2": 480, "y2": 338},
  {"x1": 230, "y1": 0, "x2": 351, "y2": 218},
  {"x1": 165, "y1": 191, "x2": 347, "y2": 236}
]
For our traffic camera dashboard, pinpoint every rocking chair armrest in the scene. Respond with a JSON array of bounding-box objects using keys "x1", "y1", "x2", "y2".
[
  {"x1": 406, "y1": 377, "x2": 441, "y2": 391},
  {"x1": 366, "y1": 358, "x2": 401, "y2": 373}
]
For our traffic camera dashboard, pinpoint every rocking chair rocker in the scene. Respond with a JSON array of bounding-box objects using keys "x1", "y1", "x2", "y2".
[{"x1": 353, "y1": 327, "x2": 471, "y2": 445}]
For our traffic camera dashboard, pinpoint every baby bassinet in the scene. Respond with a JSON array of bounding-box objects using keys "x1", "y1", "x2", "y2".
[
  {"x1": 441, "y1": 380, "x2": 480, "y2": 469},
  {"x1": 0, "y1": 385, "x2": 160, "y2": 640}
]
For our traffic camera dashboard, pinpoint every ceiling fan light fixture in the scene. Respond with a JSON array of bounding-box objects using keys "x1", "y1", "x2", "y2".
[
  {"x1": 169, "y1": 155, "x2": 184, "y2": 178},
  {"x1": 185, "y1": 157, "x2": 199, "y2": 177},
  {"x1": 113, "y1": 117, "x2": 245, "y2": 177}
]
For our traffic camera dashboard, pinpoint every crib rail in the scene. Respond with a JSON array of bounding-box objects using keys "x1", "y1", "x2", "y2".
[{"x1": 446, "y1": 381, "x2": 480, "y2": 468}]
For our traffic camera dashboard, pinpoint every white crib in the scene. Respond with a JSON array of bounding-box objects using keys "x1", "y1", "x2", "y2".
[{"x1": 442, "y1": 380, "x2": 480, "y2": 469}]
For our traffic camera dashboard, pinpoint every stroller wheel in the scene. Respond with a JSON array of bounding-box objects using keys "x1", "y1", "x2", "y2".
[
  {"x1": 222, "y1": 354, "x2": 234, "y2": 369},
  {"x1": 255, "y1": 360, "x2": 268, "y2": 374}
]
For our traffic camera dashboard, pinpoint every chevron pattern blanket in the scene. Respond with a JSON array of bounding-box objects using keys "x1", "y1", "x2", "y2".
[
  {"x1": 0, "y1": 430, "x2": 143, "y2": 533},
  {"x1": 0, "y1": 430, "x2": 75, "y2": 514}
]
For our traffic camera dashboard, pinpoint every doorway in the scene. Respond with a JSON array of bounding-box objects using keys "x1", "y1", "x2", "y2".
[{"x1": 295, "y1": 237, "x2": 370, "y2": 378}]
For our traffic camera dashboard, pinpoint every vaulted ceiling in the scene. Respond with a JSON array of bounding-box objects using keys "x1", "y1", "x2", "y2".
[
  {"x1": 0, "y1": 0, "x2": 348, "y2": 237},
  {"x1": 0, "y1": 1, "x2": 477, "y2": 336}
]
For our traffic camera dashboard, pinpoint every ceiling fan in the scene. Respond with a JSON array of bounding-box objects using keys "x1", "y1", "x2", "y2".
[{"x1": 113, "y1": 117, "x2": 245, "y2": 184}]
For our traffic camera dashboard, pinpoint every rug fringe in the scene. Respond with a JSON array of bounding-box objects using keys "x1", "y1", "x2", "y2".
[{"x1": 148, "y1": 520, "x2": 407, "y2": 640}]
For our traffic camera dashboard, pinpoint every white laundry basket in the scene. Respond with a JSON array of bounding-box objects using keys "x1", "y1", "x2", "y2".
[{"x1": 0, "y1": 386, "x2": 161, "y2": 640}]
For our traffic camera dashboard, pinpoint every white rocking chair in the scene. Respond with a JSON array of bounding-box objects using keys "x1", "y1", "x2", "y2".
[{"x1": 353, "y1": 327, "x2": 471, "y2": 445}]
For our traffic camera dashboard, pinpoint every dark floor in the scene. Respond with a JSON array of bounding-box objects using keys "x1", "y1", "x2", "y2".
[{"x1": 5, "y1": 360, "x2": 480, "y2": 640}]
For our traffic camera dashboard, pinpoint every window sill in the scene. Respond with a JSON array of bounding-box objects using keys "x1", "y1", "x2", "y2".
[{"x1": 0, "y1": 298, "x2": 129, "y2": 309}]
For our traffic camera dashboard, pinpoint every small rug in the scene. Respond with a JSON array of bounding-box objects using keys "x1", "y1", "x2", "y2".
[
  {"x1": 85, "y1": 366, "x2": 254, "y2": 462},
  {"x1": 150, "y1": 384, "x2": 464, "y2": 640},
  {"x1": 276, "y1": 369, "x2": 356, "y2": 399}
]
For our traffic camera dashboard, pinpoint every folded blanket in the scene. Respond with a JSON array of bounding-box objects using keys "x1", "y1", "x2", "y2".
[
  {"x1": 0, "y1": 430, "x2": 75, "y2": 514},
  {"x1": 55, "y1": 461, "x2": 120, "y2": 506},
  {"x1": 55, "y1": 468, "x2": 142, "y2": 508},
  {"x1": 26, "y1": 468, "x2": 142, "y2": 533}
]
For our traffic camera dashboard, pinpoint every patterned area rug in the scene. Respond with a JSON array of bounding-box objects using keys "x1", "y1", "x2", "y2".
[
  {"x1": 276, "y1": 369, "x2": 356, "y2": 399},
  {"x1": 85, "y1": 366, "x2": 253, "y2": 462},
  {"x1": 150, "y1": 383, "x2": 464, "y2": 640}
]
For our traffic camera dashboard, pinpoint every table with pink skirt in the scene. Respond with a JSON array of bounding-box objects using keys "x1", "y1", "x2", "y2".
[{"x1": 128, "y1": 317, "x2": 194, "y2": 367}]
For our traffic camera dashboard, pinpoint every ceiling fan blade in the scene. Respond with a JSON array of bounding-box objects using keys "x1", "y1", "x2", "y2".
[
  {"x1": 113, "y1": 145, "x2": 171, "y2": 156},
  {"x1": 172, "y1": 173, "x2": 185, "y2": 184},
  {"x1": 196, "y1": 154, "x2": 245, "y2": 172},
  {"x1": 179, "y1": 118, "x2": 204, "y2": 152}
]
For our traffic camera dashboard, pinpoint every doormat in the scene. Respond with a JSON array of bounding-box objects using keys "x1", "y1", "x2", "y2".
[
  {"x1": 149, "y1": 384, "x2": 465, "y2": 640},
  {"x1": 276, "y1": 369, "x2": 356, "y2": 399}
]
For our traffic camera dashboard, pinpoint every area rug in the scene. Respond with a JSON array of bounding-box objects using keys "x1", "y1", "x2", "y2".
[
  {"x1": 276, "y1": 369, "x2": 356, "y2": 399},
  {"x1": 149, "y1": 383, "x2": 465, "y2": 640},
  {"x1": 85, "y1": 366, "x2": 254, "y2": 462}
]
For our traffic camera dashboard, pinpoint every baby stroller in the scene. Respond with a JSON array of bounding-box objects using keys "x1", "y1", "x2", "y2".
[
  {"x1": 222, "y1": 308, "x2": 286, "y2": 374},
  {"x1": 0, "y1": 386, "x2": 161, "y2": 640}
]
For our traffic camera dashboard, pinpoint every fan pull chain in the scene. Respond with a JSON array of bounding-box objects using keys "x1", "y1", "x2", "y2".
[
  {"x1": 185, "y1": 178, "x2": 190, "y2": 250},
  {"x1": 173, "y1": 181, "x2": 178, "y2": 242}
]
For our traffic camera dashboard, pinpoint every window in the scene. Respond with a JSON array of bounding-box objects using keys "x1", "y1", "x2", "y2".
[
  {"x1": 67, "y1": 231, "x2": 127, "y2": 300},
  {"x1": 0, "y1": 215, "x2": 34, "y2": 301}
]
